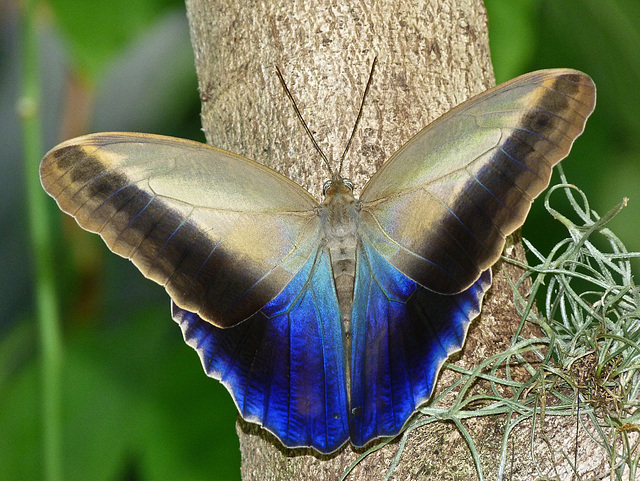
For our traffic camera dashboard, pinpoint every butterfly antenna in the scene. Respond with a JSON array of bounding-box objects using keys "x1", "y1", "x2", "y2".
[
  {"x1": 337, "y1": 56, "x2": 377, "y2": 176},
  {"x1": 275, "y1": 66, "x2": 334, "y2": 177}
]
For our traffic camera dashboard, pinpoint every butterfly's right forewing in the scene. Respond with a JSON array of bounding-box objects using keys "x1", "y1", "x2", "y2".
[{"x1": 359, "y1": 69, "x2": 596, "y2": 295}]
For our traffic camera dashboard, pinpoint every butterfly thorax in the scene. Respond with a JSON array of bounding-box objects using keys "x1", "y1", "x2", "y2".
[{"x1": 322, "y1": 179, "x2": 359, "y2": 380}]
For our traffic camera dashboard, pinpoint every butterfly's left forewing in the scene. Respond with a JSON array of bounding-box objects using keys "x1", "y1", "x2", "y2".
[{"x1": 40, "y1": 133, "x2": 321, "y2": 328}]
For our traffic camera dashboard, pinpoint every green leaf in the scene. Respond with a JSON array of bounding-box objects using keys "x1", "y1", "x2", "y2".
[
  {"x1": 48, "y1": 0, "x2": 182, "y2": 80},
  {"x1": 484, "y1": 0, "x2": 539, "y2": 82},
  {"x1": 0, "y1": 308, "x2": 240, "y2": 481}
]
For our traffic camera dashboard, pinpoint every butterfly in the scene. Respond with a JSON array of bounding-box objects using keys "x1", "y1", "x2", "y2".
[{"x1": 40, "y1": 68, "x2": 596, "y2": 453}]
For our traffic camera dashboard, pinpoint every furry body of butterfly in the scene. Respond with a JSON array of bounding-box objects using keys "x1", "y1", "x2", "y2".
[
  {"x1": 41, "y1": 69, "x2": 596, "y2": 453},
  {"x1": 322, "y1": 180, "x2": 359, "y2": 395}
]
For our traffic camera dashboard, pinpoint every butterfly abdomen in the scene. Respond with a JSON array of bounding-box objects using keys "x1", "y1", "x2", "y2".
[{"x1": 322, "y1": 180, "x2": 359, "y2": 362}]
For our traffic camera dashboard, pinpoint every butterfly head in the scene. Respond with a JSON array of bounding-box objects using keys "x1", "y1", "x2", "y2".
[{"x1": 322, "y1": 177, "x2": 355, "y2": 203}]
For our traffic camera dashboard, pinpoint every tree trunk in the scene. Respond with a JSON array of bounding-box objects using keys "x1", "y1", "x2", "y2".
[{"x1": 184, "y1": 0, "x2": 611, "y2": 479}]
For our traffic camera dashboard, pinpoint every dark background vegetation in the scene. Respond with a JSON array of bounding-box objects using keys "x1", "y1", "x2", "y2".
[{"x1": 1, "y1": 0, "x2": 638, "y2": 479}]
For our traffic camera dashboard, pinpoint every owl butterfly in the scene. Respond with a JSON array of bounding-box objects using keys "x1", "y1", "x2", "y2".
[{"x1": 40, "y1": 68, "x2": 595, "y2": 453}]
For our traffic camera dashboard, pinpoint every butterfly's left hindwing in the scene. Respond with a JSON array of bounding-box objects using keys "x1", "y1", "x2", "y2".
[{"x1": 173, "y1": 248, "x2": 350, "y2": 453}]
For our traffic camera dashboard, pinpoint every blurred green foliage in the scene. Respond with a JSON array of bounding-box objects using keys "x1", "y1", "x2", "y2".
[
  {"x1": 2, "y1": 1, "x2": 639, "y2": 480},
  {"x1": 486, "y1": 0, "x2": 640, "y2": 261},
  {"x1": 48, "y1": 0, "x2": 170, "y2": 78}
]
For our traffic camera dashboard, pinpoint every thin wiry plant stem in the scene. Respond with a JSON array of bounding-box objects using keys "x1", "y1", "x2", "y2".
[
  {"x1": 348, "y1": 173, "x2": 639, "y2": 480},
  {"x1": 20, "y1": 2, "x2": 64, "y2": 480}
]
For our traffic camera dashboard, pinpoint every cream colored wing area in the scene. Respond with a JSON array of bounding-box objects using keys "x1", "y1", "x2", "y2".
[
  {"x1": 359, "y1": 69, "x2": 596, "y2": 294},
  {"x1": 40, "y1": 133, "x2": 321, "y2": 327}
]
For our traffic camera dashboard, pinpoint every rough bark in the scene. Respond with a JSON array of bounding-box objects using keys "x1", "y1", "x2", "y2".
[{"x1": 184, "y1": 0, "x2": 613, "y2": 479}]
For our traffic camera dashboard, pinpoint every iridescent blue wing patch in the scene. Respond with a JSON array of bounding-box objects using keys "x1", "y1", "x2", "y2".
[
  {"x1": 173, "y1": 249, "x2": 350, "y2": 453},
  {"x1": 349, "y1": 240, "x2": 491, "y2": 446}
]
